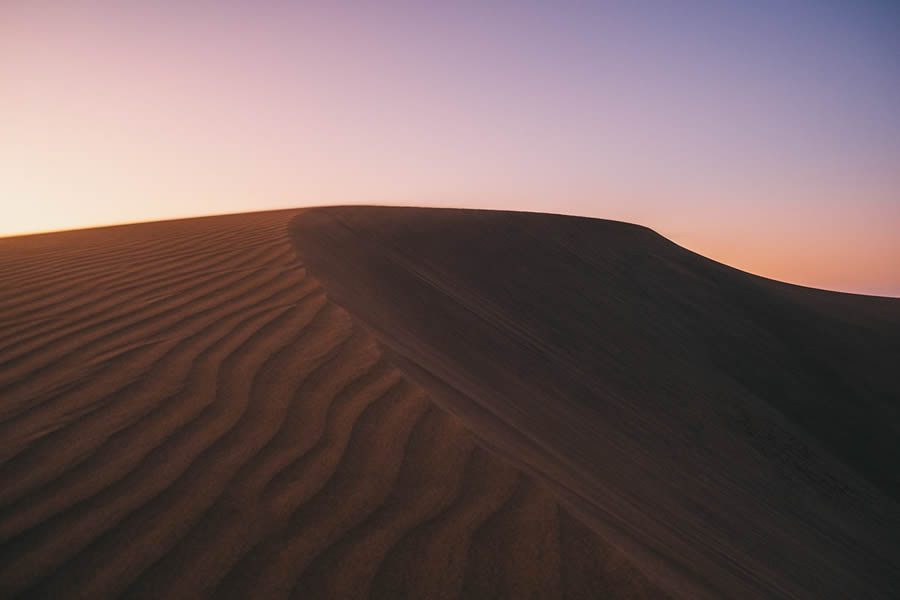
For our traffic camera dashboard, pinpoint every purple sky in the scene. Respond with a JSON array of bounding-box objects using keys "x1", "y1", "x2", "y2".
[{"x1": 2, "y1": 1, "x2": 899, "y2": 295}]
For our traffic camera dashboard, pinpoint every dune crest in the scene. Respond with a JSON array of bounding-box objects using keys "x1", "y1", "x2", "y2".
[
  {"x1": 290, "y1": 206, "x2": 900, "y2": 600},
  {"x1": 0, "y1": 210, "x2": 666, "y2": 599}
]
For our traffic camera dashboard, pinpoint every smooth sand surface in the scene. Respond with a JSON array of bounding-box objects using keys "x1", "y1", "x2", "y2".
[
  {"x1": 291, "y1": 206, "x2": 900, "y2": 600},
  {"x1": 0, "y1": 210, "x2": 666, "y2": 599}
]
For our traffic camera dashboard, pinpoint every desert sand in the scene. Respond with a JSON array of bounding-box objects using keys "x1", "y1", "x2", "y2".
[
  {"x1": 290, "y1": 206, "x2": 900, "y2": 599},
  {"x1": 0, "y1": 209, "x2": 666, "y2": 599},
  {"x1": 2, "y1": 206, "x2": 898, "y2": 599}
]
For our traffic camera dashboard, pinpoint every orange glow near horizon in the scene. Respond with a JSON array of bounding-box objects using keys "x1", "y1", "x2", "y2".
[
  {"x1": 2, "y1": 3, "x2": 899, "y2": 296},
  {"x1": 666, "y1": 228, "x2": 900, "y2": 298}
]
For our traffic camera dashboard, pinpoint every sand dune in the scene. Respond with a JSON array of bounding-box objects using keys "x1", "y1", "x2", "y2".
[
  {"x1": 290, "y1": 206, "x2": 900, "y2": 600},
  {"x1": 0, "y1": 210, "x2": 666, "y2": 599}
]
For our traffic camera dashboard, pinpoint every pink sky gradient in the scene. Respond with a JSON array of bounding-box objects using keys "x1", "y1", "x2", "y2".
[{"x1": 2, "y1": 2, "x2": 899, "y2": 295}]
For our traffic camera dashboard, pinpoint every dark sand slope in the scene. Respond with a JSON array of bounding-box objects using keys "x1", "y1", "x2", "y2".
[
  {"x1": 0, "y1": 210, "x2": 666, "y2": 599},
  {"x1": 291, "y1": 206, "x2": 900, "y2": 600}
]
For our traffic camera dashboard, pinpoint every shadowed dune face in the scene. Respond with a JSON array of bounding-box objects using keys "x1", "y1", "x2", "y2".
[
  {"x1": 0, "y1": 210, "x2": 666, "y2": 599},
  {"x1": 290, "y1": 206, "x2": 900, "y2": 600}
]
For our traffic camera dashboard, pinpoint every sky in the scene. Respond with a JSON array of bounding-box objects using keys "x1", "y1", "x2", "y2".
[{"x1": 2, "y1": 1, "x2": 899, "y2": 296}]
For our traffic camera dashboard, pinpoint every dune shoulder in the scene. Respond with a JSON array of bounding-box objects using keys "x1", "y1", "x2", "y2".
[{"x1": 289, "y1": 205, "x2": 900, "y2": 600}]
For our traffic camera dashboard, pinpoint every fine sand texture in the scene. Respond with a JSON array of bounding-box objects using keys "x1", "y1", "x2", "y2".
[
  {"x1": 291, "y1": 206, "x2": 900, "y2": 600},
  {"x1": 0, "y1": 210, "x2": 668, "y2": 599}
]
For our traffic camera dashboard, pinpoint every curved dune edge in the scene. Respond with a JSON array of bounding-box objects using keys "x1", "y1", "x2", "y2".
[
  {"x1": 0, "y1": 209, "x2": 667, "y2": 599},
  {"x1": 289, "y1": 206, "x2": 900, "y2": 600}
]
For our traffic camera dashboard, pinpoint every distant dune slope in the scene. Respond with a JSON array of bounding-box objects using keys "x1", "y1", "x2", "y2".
[
  {"x1": 290, "y1": 206, "x2": 900, "y2": 600},
  {"x1": 0, "y1": 210, "x2": 666, "y2": 599}
]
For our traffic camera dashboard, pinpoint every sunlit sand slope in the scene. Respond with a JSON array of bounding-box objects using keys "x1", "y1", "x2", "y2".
[
  {"x1": 0, "y1": 210, "x2": 665, "y2": 599},
  {"x1": 290, "y1": 206, "x2": 900, "y2": 600}
]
